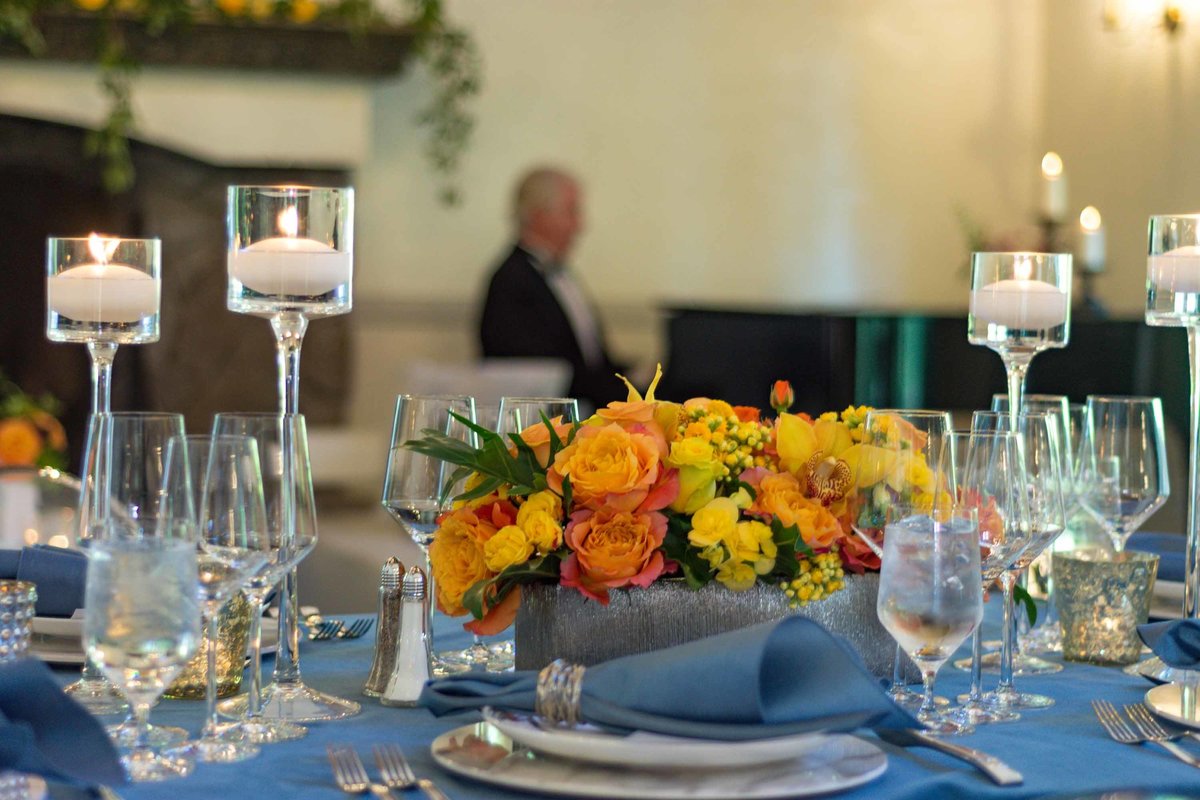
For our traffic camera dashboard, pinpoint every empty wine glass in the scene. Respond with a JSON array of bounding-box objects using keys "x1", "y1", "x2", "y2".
[
  {"x1": 382, "y1": 395, "x2": 477, "y2": 675},
  {"x1": 877, "y1": 500, "x2": 982, "y2": 736},
  {"x1": 213, "y1": 413, "x2": 328, "y2": 730},
  {"x1": 1078, "y1": 396, "x2": 1170, "y2": 552}
]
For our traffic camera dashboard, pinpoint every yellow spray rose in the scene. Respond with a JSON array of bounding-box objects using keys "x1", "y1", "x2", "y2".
[
  {"x1": 483, "y1": 525, "x2": 535, "y2": 572},
  {"x1": 668, "y1": 437, "x2": 721, "y2": 514},
  {"x1": 518, "y1": 490, "x2": 563, "y2": 522},
  {"x1": 519, "y1": 510, "x2": 564, "y2": 553}
]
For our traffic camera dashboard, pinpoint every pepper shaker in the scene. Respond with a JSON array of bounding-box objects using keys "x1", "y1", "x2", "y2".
[
  {"x1": 380, "y1": 565, "x2": 432, "y2": 707},
  {"x1": 362, "y1": 556, "x2": 404, "y2": 697}
]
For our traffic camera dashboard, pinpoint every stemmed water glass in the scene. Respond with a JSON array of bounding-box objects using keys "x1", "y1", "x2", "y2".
[
  {"x1": 972, "y1": 411, "x2": 1067, "y2": 709},
  {"x1": 227, "y1": 184, "x2": 358, "y2": 722},
  {"x1": 213, "y1": 413, "x2": 324, "y2": 731},
  {"x1": 81, "y1": 414, "x2": 202, "y2": 781},
  {"x1": 48, "y1": 234, "x2": 161, "y2": 715},
  {"x1": 174, "y1": 435, "x2": 271, "y2": 763},
  {"x1": 851, "y1": 409, "x2": 952, "y2": 711},
  {"x1": 876, "y1": 501, "x2": 982, "y2": 736},
  {"x1": 382, "y1": 394, "x2": 477, "y2": 675},
  {"x1": 949, "y1": 429, "x2": 1032, "y2": 726},
  {"x1": 968, "y1": 252, "x2": 1072, "y2": 423}
]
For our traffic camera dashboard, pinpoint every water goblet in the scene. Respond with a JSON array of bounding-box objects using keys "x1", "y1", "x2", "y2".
[
  {"x1": 877, "y1": 502, "x2": 982, "y2": 736},
  {"x1": 212, "y1": 413, "x2": 334, "y2": 728},
  {"x1": 382, "y1": 394, "x2": 477, "y2": 675},
  {"x1": 227, "y1": 185, "x2": 357, "y2": 722},
  {"x1": 968, "y1": 252, "x2": 1072, "y2": 423}
]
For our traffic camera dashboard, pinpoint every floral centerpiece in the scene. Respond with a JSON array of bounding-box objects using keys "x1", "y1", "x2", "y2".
[
  {"x1": 408, "y1": 370, "x2": 935, "y2": 636},
  {"x1": 0, "y1": 371, "x2": 67, "y2": 469}
]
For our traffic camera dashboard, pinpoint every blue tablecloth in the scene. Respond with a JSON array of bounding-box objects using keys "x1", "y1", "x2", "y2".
[{"x1": 52, "y1": 602, "x2": 1200, "y2": 800}]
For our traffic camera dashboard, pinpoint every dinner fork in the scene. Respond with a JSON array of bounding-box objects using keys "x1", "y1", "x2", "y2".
[
  {"x1": 374, "y1": 743, "x2": 453, "y2": 800},
  {"x1": 309, "y1": 620, "x2": 344, "y2": 641},
  {"x1": 337, "y1": 619, "x2": 374, "y2": 640},
  {"x1": 1092, "y1": 700, "x2": 1200, "y2": 768},
  {"x1": 327, "y1": 745, "x2": 391, "y2": 798}
]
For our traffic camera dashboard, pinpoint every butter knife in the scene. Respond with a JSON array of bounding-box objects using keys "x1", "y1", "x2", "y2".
[{"x1": 876, "y1": 728, "x2": 1023, "y2": 786}]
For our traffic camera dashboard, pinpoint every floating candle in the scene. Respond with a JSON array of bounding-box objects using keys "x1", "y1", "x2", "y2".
[
  {"x1": 227, "y1": 206, "x2": 351, "y2": 297},
  {"x1": 970, "y1": 279, "x2": 1069, "y2": 330},
  {"x1": 47, "y1": 263, "x2": 159, "y2": 323},
  {"x1": 1148, "y1": 245, "x2": 1200, "y2": 294}
]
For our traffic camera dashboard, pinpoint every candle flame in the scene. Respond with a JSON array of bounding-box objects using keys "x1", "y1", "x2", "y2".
[
  {"x1": 87, "y1": 233, "x2": 119, "y2": 265},
  {"x1": 1015, "y1": 256, "x2": 1034, "y2": 281},
  {"x1": 1041, "y1": 151, "x2": 1064, "y2": 179},
  {"x1": 1080, "y1": 206, "x2": 1102, "y2": 231},
  {"x1": 278, "y1": 207, "x2": 299, "y2": 238}
]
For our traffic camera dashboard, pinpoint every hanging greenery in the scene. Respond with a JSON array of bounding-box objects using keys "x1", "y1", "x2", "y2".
[{"x1": 0, "y1": 0, "x2": 481, "y2": 204}]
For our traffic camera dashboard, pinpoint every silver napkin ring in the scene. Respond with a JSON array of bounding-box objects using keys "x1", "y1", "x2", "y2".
[{"x1": 535, "y1": 658, "x2": 585, "y2": 727}]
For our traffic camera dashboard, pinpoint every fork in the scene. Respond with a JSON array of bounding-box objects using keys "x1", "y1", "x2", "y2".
[
  {"x1": 374, "y1": 743, "x2": 453, "y2": 800},
  {"x1": 327, "y1": 745, "x2": 392, "y2": 798},
  {"x1": 309, "y1": 620, "x2": 344, "y2": 641},
  {"x1": 1092, "y1": 700, "x2": 1200, "y2": 768},
  {"x1": 337, "y1": 619, "x2": 374, "y2": 640}
]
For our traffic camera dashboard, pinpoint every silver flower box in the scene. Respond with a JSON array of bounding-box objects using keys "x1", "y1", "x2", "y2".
[{"x1": 514, "y1": 574, "x2": 913, "y2": 682}]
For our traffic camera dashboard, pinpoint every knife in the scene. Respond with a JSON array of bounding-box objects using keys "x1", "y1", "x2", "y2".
[{"x1": 876, "y1": 728, "x2": 1024, "y2": 786}]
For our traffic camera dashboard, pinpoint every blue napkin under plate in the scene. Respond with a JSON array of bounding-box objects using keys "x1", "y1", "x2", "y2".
[
  {"x1": 420, "y1": 616, "x2": 917, "y2": 740},
  {"x1": 1139, "y1": 618, "x2": 1200, "y2": 669},
  {"x1": 1127, "y1": 531, "x2": 1185, "y2": 583},
  {"x1": 0, "y1": 546, "x2": 86, "y2": 618},
  {"x1": 0, "y1": 659, "x2": 124, "y2": 789}
]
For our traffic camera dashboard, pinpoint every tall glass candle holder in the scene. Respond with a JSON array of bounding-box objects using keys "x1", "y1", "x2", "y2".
[
  {"x1": 968, "y1": 252, "x2": 1072, "y2": 426},
  {"x1": 226, "y1": 185, "x2": 358, "y2": 722}
]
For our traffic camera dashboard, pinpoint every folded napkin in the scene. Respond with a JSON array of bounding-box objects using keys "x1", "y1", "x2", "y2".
[
  {"x1": 420, "y1": 616, "x2": 917, "y2": 740},
  {"x1": 1127, "y1": 531, "x2": 1185, "y2": 583},
  {"x1": 0, "y1": 659, "x2": 124, "y2": 788},
  {"x1": 0, "y1": 545, "x2": 86, "y2": 617},
  {"x1": 1139, "y1": 618, "x2": 1200, "y2": 669}
]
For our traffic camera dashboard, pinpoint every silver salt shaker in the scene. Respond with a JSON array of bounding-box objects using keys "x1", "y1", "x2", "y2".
[
  {"x1": 380, "y1": 565, "x2": 432, "y2": 707},
  {"x1": 363, "y1": 556, "x2": 404, "y2": 697}
]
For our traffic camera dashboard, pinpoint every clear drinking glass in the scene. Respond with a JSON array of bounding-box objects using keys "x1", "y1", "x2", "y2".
[
  {"x1": 212, "y1": 414, "x2": 325, "y2": 731},
  {"x1": 227, "y1": 185, "x2": 358, "y2": 723},
  {"x1": 173, "y1": 435, "x2": 270, "y2": 763},
  {"x1": 968, "y1": 252, "x2": 1072, "y2": 425},
  {"x1": 877, "y1": 502, "x2": 982, "y2": 736},
  {"x1": 382, "y1": 394, "x2": 477, "y2": 676},
  {"x1": 851, "y1": 409, "x2": 953, "y2": 711}
]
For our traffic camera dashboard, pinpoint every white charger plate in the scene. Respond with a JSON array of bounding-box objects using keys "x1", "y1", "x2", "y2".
[
  {"x1": 432, "y1": 722, "x2": 887, "y2": 800},
  {"x1": 481, "y1": 708, "x2": 829, "y2": 770},
  {"x1": 1145, "y1": 682, "x2": 1200, "y2": 728},
  {"x1": 29, "y1": 616, "x2": 280, "y2": 665}
]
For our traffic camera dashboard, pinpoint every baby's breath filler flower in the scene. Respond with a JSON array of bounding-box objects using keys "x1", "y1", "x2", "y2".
[{"x1": 784, "y1": 551, "x2": 846, "y2": 608}]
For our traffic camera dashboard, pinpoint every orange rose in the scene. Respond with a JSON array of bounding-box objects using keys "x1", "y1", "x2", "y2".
[
  {"x1": 549, "y1": 422, "x2": 672, "y2": 511},
  {"x1": 0, "y1": 418, "x2": 42, "y2": 467},
  {"x1": 560, "y1": 507, "x2": 668, "y2": 603},
  {"x1": 749, "y1": 472, "x2": 844, "y2": 550},
  {"x1": 428, "y1": 509, "x2": 494, "y2": 617},
  {"x1": 512, "y1": 417, "x2": 574, "y2": 468}
]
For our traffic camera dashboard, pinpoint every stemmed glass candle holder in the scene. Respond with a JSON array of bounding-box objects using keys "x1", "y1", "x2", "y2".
[
  {"x1": 968, "y1": 253, "x2": 1072, "y2": 425},
  {"x1": 227, "y1": 185, "x2": 358, "y2": 722}
]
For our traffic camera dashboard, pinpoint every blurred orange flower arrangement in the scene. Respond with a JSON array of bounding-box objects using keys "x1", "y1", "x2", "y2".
[{"x1": 0, "y1": 372, "x2": 67, "y2": 470}]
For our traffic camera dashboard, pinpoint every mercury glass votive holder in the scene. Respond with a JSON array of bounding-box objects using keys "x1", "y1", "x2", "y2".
[
  {"x1": 0, "y1": 581, "x2": 37, "y2": 664},
  {"x1": 1055, "y1": 549, "x2": 1159, "y2": 665},
  {"x1": 163, "y1": 593, "x2": 251, "y2": 699}
]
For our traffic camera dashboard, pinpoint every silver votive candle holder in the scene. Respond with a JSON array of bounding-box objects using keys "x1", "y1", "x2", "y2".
[
  {"x1": 0, "y1": 580, "x2": 37, "y2": 664},
  {"x1": 1054, "y1": 549, "x2": 1158, "y2": 665}
]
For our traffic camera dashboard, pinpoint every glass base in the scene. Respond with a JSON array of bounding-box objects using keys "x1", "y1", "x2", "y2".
[
  {"x1": 952, "y1": 651, "x2": 1063, "y2": 676},
  {"x1": 889, "y1": 686, "x2": 949, "y2": 712},
  {"x1": 1123, "y1": 655, "x2": 1200, "y2": 684},
  {"x1": 243, "y1": 681, "x2": 360, "y2": 723},
  {"x1": 123, "y1": 748, "x2": 194, "y2": 782},
  {"x1": 214, "y1": 694, "x2": 310, "y2": 741},
  {"x1": 183, "y1": 727, "x2": 260, "y2": 764},
  {"x1": 1020, "y1": 624, "x2": 1063, "y2": 655},
  {"x1": 954, "y1": 697, "x2": 1021, "y2": 724},
  {"x1": 108, "y1": 721, "x2": 188, "y2": 749},
  {"x1": 441, "y1": 642, "x2": 515, "y2": 672},
  {"x1": 979, "y1": 689, "x2": 1054, "y2": 710},
  {"x1": 917, "y1": 710, "x2": 973, "y2": 736},
  {"x1": 66, "y1": 675, "x2": 129, "y2": 717}
]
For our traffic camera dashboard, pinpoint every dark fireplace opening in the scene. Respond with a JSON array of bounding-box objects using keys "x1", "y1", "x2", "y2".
[{"x1": 0, "y1": 114, "x2": 351, "y2": 471}]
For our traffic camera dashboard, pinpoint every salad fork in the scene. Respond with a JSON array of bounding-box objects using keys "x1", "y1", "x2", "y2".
[
  {"x1": 374, "y1": 743, "x2": 453, "y2": 800},
  {"x1": 1092, "y1": 700, "x2": 1200, "y2": 768},
  {"x1": 309, "y1": 620, "x2": 344, "y2": 641},
  {"x1": 337, "y1": 619, "x2": 374, "y2": 640},
  {"x1": 327, "y1": 745, "x2": 391, "y2": 798}
]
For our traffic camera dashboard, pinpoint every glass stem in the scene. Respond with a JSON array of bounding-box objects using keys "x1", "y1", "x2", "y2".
[
  {"x1": 203, "y1": 611, "x2": 220, "y2": 737},
  {"x1": 891, "y1": 643, "x2": 905, "y2": 690},
  {"x1": 270, "y1": 312, "x2": 307, "y2": 688},
  {"x1": 131, "y1": 698, "x2": 153, "y2": 757},
  {"x1": 1002, "y1": 354, "x2": 1032, "y2": 428},
  {"x1": 919, "y1": 668, "x2": 937, "y2": 720},
  {"x1": 968, "y1": 603, "x2": 985, "y2": 701},
  {"x1": 246, "y1": 595, "x2": 264, "y2": 719},
  {"x1": 1186, "y1": 326, "x2": 1200, "y2": 619},
  {"x1": 998, "y1": 572, "x2": 1017, "y2": 695},
  {"x1": 87, "y1": 341, "x2": 117, "y2": 414}
]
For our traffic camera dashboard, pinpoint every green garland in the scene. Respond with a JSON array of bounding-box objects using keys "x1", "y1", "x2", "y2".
[{"x1": 0, "y1": 0, "x2": 481, "y2": 204}]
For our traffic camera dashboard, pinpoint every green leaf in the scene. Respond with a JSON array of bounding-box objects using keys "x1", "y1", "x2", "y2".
[
  {"x1": 1013, "y1": 583, "x2": 1038, "y2": 629},
  {"x1": 661, "y1": 515, "x2": 713, "y2": 589},
  {"x1": 461, "y1": 552, "x2": 563, "y2": 620}
]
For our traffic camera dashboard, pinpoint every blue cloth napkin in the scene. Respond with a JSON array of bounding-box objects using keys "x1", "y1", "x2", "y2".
[
  {"x1": 1139, "y1": 618, "x2": 1200, "y2": 669},
  {"x1": 1127, "y1": 531, "x2": 1185, "y2": 583},
  {"x1": 0, "y1": 659, "x2": 124, "y2": 789},
  {"x1": 420, "y1": 616, "x2": 917, "y2": 740},
  {"x1": 0, "y1": 546, "x2": 86, "y2": 617}
]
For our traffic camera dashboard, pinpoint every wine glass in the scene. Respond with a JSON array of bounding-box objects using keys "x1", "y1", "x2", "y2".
[
  {"x1": 173, "y1": 434, "x2": 270, "y2": 763},
  {"x1": 972, "y1": 411, "x2": 1067, "y2": 708},
  {"x1": 1077, "y1": 396, "x2": 1170, "y2": 552},
  {"x1": 227, "y1": 185, "x2": 358, "y2": 722},
  {"x1": 877, "y1": 500, "x2": 982, "y2": 736},
  {"x1": 382, "y1": 394, "x2": 477, "y2": 675},
  {"x1": 851, "y1": 409, "x2": 952, "y2": 711},
  {"x1": 948, "y1": 429, "x2": 1031, "y2": 726},
  {"x1": 212, "y1": 413, "x2": 332, "y2": 729},
  {"x1": 78, "y1": 412, "x2": 192, "y2": 746},
  {"x1": 82, "y1": 414, "x2": 201, "y2": 781},
  {"x1": 968, "y1": 252, "x2": 1072, "y2": 423}
]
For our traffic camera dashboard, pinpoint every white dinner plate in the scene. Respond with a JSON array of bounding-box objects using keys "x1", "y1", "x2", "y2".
[
  {"x1": 431, "y1": 723, "x2": 886, "y2": 800},
  {"x1": 481, "y1": 708, "x2": 829, "y2": 769},
  {"x1": 1150, "y1": 580, "x2": 1185, "y2": 620},
  {"x1": 29, "y1": 616, "x2": 280, "y2": 665},
  {"x1": 0, "y1": 771, "x2": 47, "y2": 800},
  {"x1": 1145, "y1": 683, "x2": 1200, "y2": 728}
]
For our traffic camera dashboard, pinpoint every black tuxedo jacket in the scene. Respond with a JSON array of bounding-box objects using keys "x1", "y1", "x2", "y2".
[{"x1": 478, "y1": 246, "x2": 624, "y2": 408}]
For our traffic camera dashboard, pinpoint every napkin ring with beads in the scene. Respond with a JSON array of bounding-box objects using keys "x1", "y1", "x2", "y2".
[{"x1": 535, "y1": 659, "x2": 585, "y2": 727}]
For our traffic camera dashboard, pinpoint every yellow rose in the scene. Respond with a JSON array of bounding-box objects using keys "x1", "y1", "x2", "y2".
[
  {"x1": 215, "y1": 0, "x2": 246, "y2": 14},
  {"x1": 483, "y1": 525, "x2": 534, "y2": 572},
  {"x1": 428, "y1": 512, "x2": 491, "y2": 616},
  {"x1": 668, "y1": 436, "x2": 715, "y2": 468},
  {"x1": 520, "y1": 510, "x2": 563, "y2": 553},
  {"x1": 715, "y1": 561, "x2": 757, "y2": 591},
  {"x1": 688, "y1": 497, "x2": 739, "y2": 549},
  {"x1": 289, "y1": 0, "x2": 319, "y2": 22},
  {"x1": 0, "y1": 419, "x2": 42, "y2": 467},
  {"x1": 518, "y1": 490, "x2": 562, "y2": 522}
]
